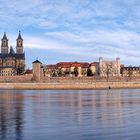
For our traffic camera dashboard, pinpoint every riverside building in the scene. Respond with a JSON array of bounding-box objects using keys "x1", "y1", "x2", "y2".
[
  {"x1": 0, "y1": 32, "x2": 25, "y2": 76},
  {"x1": 45, "y1": 62, "x2": 99, "y2": 77},
  {"x1": 121, "y1": 66, "x2": 140, "y2": 77},
  {"x1": 99, "y1": 57, "x2": 121, "y2": 77}
]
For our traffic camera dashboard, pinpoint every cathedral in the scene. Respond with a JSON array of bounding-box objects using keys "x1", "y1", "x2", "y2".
[{"x1": 0, "y1": 32, "x2": 25, "y2": 76}]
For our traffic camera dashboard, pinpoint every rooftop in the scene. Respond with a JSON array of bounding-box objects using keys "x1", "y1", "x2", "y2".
[{"x1": 32, "y1": 60, "x2": 42, "y2": 64}]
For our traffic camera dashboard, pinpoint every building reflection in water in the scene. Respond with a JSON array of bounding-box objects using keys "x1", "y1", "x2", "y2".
[
  {"x1": 28, "y1": 90, "x2": 140, "y2": 131},
  {"x1": 0, "y1": 89, "x2": 140, "y2": 140},
  {"x1": 0, "y1": 90, "x2": 24, "y2": 140},
  {"x1": 48, "y1": 91, "x2": 138, "y2": 126}
]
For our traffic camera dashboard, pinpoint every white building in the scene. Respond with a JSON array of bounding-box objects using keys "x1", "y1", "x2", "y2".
[{"x1": 99, "y1": 57, "x2": 120, "y2": 77}]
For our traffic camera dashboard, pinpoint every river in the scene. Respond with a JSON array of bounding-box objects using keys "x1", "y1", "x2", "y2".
[{"x1": 0, "y1": 89, "x2": 140, "y2": 140}]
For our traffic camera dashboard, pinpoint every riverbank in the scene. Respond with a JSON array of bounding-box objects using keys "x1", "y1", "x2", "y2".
[{"x1": 0, "y1": 82, "x2": 140, "y2": 90}]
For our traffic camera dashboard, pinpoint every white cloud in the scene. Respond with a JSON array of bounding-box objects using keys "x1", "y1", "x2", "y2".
[
  {"x1": 0, "y1": 0, "x2": 140, "y2": 66},
  {"x1": 21, "y1": 29, "x2": 140, "y2": 65}
]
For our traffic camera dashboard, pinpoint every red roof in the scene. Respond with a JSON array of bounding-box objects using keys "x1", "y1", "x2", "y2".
[
  {"x1": 46, "y1": 65, "x2": 56, "y2": 69},
  {"x1": 90, "y1": 62, "x2": 99, "y2": 66},
  {"x1": 81, "y1": 63, "x2": 90, "y2": 68},
  {"x1": 56, "y1": 62, "x2": 72, "y2": 68},
  {"x1": 71, "y1": 62, "x2": 81, "y2": 67},
  {"x1": 46, "y1": 62, "x2": 95, "y2": 69}
]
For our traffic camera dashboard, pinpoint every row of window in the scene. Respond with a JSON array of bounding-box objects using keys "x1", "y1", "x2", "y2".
[
  {"x1": 0, "y1": 70, "x2": 15, "y2": 76},
  {"x1": 0, "y1": 71, "x2": 14, "y2": 74},
  {"x1": 0, "y1": 73, "x2": 14, "y2": 76}
]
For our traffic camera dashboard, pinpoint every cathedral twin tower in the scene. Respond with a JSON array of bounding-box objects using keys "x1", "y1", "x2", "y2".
[
  {"x1": 0, "y1": 32, "x2": 25, "y2": 75},
  {"x1": 1, "y1": 31, "x2": 23, "y2": 54}
]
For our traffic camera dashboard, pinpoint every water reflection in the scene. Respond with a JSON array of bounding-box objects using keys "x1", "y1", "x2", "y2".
[
  {"x1": 0, "y1": 89, "x2": 140, "y2": 140},
  {"x1": 0, "y1": 90, "x2": 24, "y2": 140}
]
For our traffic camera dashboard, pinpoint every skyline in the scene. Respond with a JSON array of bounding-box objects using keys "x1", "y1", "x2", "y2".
[{"x1": 0, "y1": 0, "x2": 140, "y2": 68}]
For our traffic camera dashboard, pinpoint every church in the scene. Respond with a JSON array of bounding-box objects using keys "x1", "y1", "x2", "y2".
[{"x1": 0, "y1": 32, "x2": 25, "y2": 76}]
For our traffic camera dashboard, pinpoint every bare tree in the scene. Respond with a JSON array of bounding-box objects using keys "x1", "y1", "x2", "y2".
[
  {"x1": 101, "y1": 62, "x2": 118, "y2": 81},
  {"x1": 127, "y1": 67, "x2": 133, "y2": 81}
]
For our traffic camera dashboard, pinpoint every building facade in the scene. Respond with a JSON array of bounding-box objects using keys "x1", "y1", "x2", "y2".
[
  {"x1": 44, "y1": 62, "x2": 99, "y2": 77},
  {"x1": 121, "y1": 66, "x2": 140, "y2": 77},
  {"x1": 32, "y1": 60, "x2": 43, "y2": 81},
  {"x1": 0, "y1": 32, "x2": 25, "y2": 76},
  {"x1": 99, "y1": 57, "x2": 120, "y2": 77}
]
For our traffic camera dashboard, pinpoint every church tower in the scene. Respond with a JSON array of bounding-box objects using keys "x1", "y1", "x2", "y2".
[
  {"x1": 16, "y1": 31, "x2": 23, "y2": 54},
  {"x1": 1, "y1": 32, "x2": 8, "y2": 53}
]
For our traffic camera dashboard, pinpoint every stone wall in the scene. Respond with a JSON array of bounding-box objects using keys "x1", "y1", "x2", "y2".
[
  {"x1": 42, "y1": 76, "x2": 140, "y2": 83},
  {"x1": 0, "y1": 75, "x2": 32, "y2": 82},
  {"x1": 0, "y1": 82, "x2": 139, "y2": 89},
  {"x1": 0, "y1": 75, "x2": 139, "y2": 83}
]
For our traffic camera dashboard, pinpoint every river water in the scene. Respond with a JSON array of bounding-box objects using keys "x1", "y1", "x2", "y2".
[{"x1": 0, "y1": 89, "x2": 140, "y2": 140}]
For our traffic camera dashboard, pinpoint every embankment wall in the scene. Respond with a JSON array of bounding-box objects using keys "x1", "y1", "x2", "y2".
[{"x1": 0, "y1": 82, "x2": 139, "y2": 90}]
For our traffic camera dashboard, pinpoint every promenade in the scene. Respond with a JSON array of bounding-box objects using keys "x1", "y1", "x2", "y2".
[{"x1": 0, "y1": 81, "x2": 140, "y2": 90}]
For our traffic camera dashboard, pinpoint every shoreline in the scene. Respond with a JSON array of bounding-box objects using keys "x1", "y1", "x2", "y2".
[{"x1": 0, "y1": 82, "x2": 139, "y2": 90}]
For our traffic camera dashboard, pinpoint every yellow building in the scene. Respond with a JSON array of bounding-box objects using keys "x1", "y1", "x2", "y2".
[
  {"x1": 44, "y1": 65, "x2": 57, "y2": 77},
  {"x1": 0, "y1": 67, "x2": 16, "y2": 76},
  {"x1": 121, "y1": 66, "x2": 140, "y2": 77},
  {"x1": 45, "y1": 62, "x2": 91, "y2": 77},
  {"x1": 89, "y1": 62, "x2": 99, "y2": 76}
]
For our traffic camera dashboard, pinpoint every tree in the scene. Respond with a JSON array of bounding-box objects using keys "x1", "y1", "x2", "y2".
[
  {"x1": 120, "y1": 67, "x2": 123, "y2": 76},
  {"x1": 82, "y1": 69, "x2": 87, "y2": 76},
  {"x1": 127, "y1": 66, "x2": 133, "y2": 81},
  {"x1": 58, "y1": 68, "x2": 63, "y2": 77},
  {"x1": 87, "y1": 68, "x2": 93, "y2": 76},
  {"x1": 65, "y1": 68, "x2": 70, "y2": 77},
  {"x1": 139, "y1": 67, "x2": 140, "y2": 76},
  {"x1": 51, "y1": 70, "x2": 57, "y2": 77},
  {"x1": 104, "y1": 62, "x2": 120, "y2": 81},
  {"x1": 74, "y1": 67, "x2": 78, "y2": 77}
]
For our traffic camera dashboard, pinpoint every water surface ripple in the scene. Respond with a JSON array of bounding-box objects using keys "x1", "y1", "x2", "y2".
[{"x1": 0, "y1": 89, "x2": 140, "y2": 140}]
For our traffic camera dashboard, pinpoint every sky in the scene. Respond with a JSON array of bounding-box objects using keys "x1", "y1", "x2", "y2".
[{"x1": 0, "y1": 0, "x2": 140, "y2": 68}]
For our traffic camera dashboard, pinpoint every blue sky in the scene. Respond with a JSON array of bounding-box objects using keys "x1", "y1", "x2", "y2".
[{"x1": 0, "y1": 0, "x2": 140, "y2": 68}]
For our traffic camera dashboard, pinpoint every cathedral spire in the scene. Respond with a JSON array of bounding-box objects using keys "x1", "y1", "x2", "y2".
[
  {"x1": 1, "y1": 32, "x2": 8, "y2": 53},
  {"x1": 17, "y1": 31, "x2": 23, "y2": 40},
  {"x1": 16, "y1": 31, "x2": 23, "y2": 54},
  {"x1": 2, "y1": 32, "x2": 8, "y2": 40}
]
